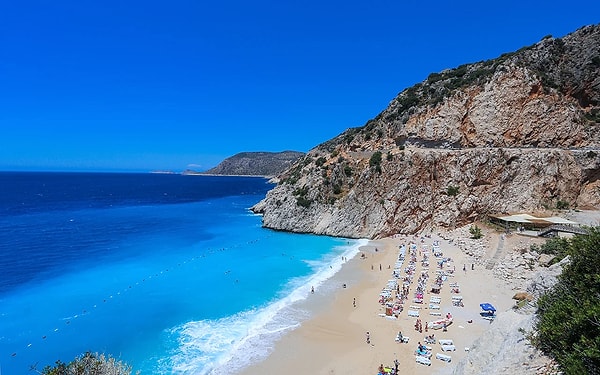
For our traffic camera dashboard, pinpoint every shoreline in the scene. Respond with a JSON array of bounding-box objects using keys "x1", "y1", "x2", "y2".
[{"x1": 238, "y1": 231, "x2": 517, "y2": 375}]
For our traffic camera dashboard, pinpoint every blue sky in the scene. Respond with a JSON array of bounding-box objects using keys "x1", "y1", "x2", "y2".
[{"x1": 1, "y1": 1, "x2": 598, "y2": 172}]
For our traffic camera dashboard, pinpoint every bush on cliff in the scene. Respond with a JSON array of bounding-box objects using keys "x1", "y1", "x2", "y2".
[
  {"x1": 369, "y1": 151, "x2": 382, "y2": 174},
  {"x1": 534, "y1": 227, "x2": 600, "y2": 374}
]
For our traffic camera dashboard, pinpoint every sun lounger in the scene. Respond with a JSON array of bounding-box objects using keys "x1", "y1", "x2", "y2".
[
  {"x1": 429, "y1": 296, "x2": 441, "y2": 303},
  {"x1": 451, "y1": 295, "x2": 463, "y2": 301},
  {"x1": 415, "y1": 356, "x2": 431, "y2": 366},
  {"x1": 430, "y1": 311, "x2": 442, "y2": 316},
  {"x1": 436, "y1": 353, "x2": 452, "y2": 362},
  {"x1": 408, "y1": 310, "x2": 419, "y2": 317},
  {"x1": 438, "y1": 339, "x2": 454, "y2": 346},
  {"x1": 441, "y1": 344, "x2": 456, "y2": 352},
  {"x1": 409, "y1": 305, "x2": 421, "y2": 309},
  {"x1": 395, "y1": 334, "x2": 409, "y2": 343},
  {"x1": 415, "y1": 349, "x2": 432, "y2": 358},
  {"x1": 429, "y1": 304, "x2": 440, "y2": 310}
]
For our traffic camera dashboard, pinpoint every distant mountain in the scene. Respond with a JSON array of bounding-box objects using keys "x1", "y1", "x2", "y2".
[{"x1": 193, "y1": 151, "x2": 305, "y2": 177}]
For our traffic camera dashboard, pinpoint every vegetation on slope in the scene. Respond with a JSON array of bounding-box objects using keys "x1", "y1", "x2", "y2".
[
  {"x1": 533, "y1": 228, "x2": 600, "y2": 374},
  {"x1": 38, "y1": 352, "x2": 137, "y2": 375},
  {"x1": 317, "y1": 24, "x2": 599, "y2": 154}
]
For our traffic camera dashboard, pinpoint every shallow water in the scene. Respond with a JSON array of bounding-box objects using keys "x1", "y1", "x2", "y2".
[{"x1": 0, "y1": 172, "x2": 361, "y2": 374}]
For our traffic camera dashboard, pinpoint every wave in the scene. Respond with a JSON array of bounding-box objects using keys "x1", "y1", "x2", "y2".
[{"x1": 163, "y1": 238, "x2": 367, "y2": 374}]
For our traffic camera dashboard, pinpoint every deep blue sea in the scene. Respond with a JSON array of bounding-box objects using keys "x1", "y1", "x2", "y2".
[{"x1": 0, "y1": 172, "x2": 363, "y2": 374}]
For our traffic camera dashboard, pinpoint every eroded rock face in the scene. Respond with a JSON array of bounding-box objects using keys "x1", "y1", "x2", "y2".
[
  {"x1": 254, "y1": 148, "x2": 599, "y2": 238},
  {"x1": 253, "y1": 24, "x2": 600, "y2": 239}
]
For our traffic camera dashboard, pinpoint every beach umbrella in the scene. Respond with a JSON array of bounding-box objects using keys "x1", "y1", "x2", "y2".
[{"x1": 479, "y1": 303, "x2": 496, "y2": 312}]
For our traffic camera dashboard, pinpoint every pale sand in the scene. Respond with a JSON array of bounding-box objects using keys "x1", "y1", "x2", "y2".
[{"x1": 239, "y1": 232, "x2": 515, "y2": 375}]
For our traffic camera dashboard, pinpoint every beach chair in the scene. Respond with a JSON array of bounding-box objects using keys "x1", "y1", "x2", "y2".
[
  {"x1": 436, "y1": 353, "x2": 452, "y2": 362},
  {"x1": 429, "y1": 303, "x2": 440, "y2": 310},
  {"x1": 438, "y1": 339, "x2": 454, "y2": 346},
  {"x1": 415, "y1": 356, "x2": 431, "y2": 366},
  {"x1": 408, "y1": 310, "x2": 419, "y2": 317},
  {"x1": 430, "y1": 311, "x2": 442, "y2": 316},
  {"x1": 441, "y1": 344, "x2": 456, "y2": 352},
  {"x1": 395, "y1": 333, "x2": 409, "y2": 343}
]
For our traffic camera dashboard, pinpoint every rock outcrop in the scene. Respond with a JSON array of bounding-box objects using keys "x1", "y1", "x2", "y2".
[
  {"x1": 452, "y1": 258, "x2": 569, "y2": 375},
  {"x1": 253, "y1": 24, "x2": 600, "y2": 238}
]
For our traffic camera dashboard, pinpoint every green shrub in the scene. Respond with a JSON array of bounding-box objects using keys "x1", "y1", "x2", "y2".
[
  {"x1": 530, "y1": 237, "x2": 570, "y2": 260},
  {"x1": 344, "y1": 165, "x2": 353, "y2": 177},
  {"x1": 296, "y1": 197, "x2": 312, "y2": 208},
  {"x1": 534, "y1": 228, "x2": 600, "y2": 374},
  {"x1": 332, "y1": 184, "x2": 342, "y2": 195},
  {"x1": 556, "y1": 200, "x2": 569, "y2": 210},
  {"x1": 447, "y1": 185, "x2": 459, "y2": 196},
  {"x1": 41, "y1": 352, "x2": 136, "y2": 375},
  {"x1": 369, "y1": 151, "x2": 382, "y2": 168},
  {"x1": 469, "y1": 225, "x2": 483, "y2": 239},
  {"x1": 315, "y1": 157, "x2": 326, "y2": 167},
  {"x1": 293, "y1": 186, "x2": 309, "y2": 197}
]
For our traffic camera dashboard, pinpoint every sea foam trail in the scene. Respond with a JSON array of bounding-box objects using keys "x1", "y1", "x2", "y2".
[{"x1": 166, "y1": 239, "x2": 367, "y2": 375}]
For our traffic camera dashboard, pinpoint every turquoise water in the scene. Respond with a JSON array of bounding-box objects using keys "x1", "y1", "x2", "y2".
[{"x1": 0, "y1": 173, "x2": 364, "y2": 374}]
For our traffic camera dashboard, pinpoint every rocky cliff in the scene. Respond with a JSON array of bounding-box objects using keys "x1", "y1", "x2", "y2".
[
  {"x1": 197, "y1": 151, "x2": 304, "y2": 177},
  {"x1": 252, "y1": 24, "x2": 600, "y2": 239}
]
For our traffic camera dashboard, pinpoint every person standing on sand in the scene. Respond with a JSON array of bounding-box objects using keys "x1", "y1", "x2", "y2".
[
  {"x1": 353, "y1": 297, "x2": 356, "y2": 307},
  {"x1": 366, "y1": 331, "x2": 370, "y2": 344}
]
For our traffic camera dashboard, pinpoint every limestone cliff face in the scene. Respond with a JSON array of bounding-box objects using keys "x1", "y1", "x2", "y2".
[{"x1": 252, "y1": 24, "x2": 600, "y2": 238}]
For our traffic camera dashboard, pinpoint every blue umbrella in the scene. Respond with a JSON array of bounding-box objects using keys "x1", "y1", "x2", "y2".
[{"x1": 480, "y1": 303, "x2": 496, "y2": 312}]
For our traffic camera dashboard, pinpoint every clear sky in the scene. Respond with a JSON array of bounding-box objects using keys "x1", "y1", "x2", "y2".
[{"x1": 1, "y1": 1, "x2": 598, "y2": 172}]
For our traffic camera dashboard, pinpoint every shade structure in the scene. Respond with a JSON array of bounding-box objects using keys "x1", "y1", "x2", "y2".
[{"x1": 480, "y1": 303, "x2": 496, "y2": 312}]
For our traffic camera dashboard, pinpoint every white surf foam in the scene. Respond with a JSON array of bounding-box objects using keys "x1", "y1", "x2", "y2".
[{"x1": 165, "y1": 238, "x2": 367, "y2": 374}]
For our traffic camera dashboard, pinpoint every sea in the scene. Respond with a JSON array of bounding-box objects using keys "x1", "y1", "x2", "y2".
[{"x1": 0, "y1": 172, "x2": 365, "y2": 374}]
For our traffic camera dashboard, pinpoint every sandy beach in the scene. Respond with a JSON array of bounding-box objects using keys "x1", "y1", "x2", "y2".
[{"x1": 239, "y1": 230, "x2": 518, "y2": 375}]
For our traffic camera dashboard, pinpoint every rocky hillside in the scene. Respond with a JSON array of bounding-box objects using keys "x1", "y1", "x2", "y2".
[
  {"x1": 252, "y1": 24, "x2": 600, "y2": 238},
  {"x1": 197, "y1": 151, "x2": 304, "y2": 177}
]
